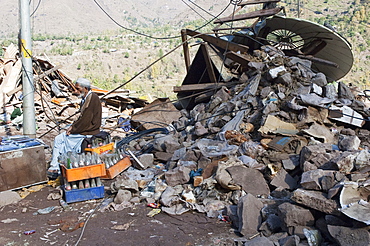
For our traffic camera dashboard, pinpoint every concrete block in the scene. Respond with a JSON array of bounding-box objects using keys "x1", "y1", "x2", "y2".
[
  {"x1": 270, "y1": 169, "x2": 297, "y2": 190},
  {"x1": 135, "y1": 153, "x2": 154, "y2": 169},
  {"x1": 164, "y1": 166, "x2": 191, "y2": 187},
  {"x1": 0, "y1": 190, "x2": 21, "y2": 206},
  {"x1": 114, "y1": 189, "x2": 132, "y2": 204},
  {"x1": 328, "y1": 225, "x2": 370, "y2": 246},
  {"x1": 237, "y1": 194, "x2": 264, "y2": 237},
  {"x1": 292, "y1": 188, "x2": 338, "y2": 214},
  {"x1": 278, "y1": 202, "x2": 314, "y2": 230}
]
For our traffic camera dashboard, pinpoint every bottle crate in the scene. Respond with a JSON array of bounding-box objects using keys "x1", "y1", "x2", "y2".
[
  {"x1": 62, "y1": 185, "x2": 104, "y2": 203},
  {"x1": 101, "y1": 156, "x2": 131, "y2": 179},
  {"x1": 60, "y1": 163, "x2": 106, "y2": 182}
]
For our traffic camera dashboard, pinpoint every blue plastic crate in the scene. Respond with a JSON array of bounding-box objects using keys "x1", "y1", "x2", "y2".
[{"x1": 63, "y1": 185, "x2": 104, "y2": 203}]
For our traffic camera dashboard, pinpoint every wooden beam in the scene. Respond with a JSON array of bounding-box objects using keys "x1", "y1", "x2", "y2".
[
  {"x1": 185, "y1": 29, "x2": 249, "y2": 54},
  {"x1": 214, "y1": 7, "x2": 283, "y2": 24},
  {"x1": 33, "y1": 65, "x2": 61, "y2": 81},
  {"x1": 225, "y1": 51, "x2": 252, "y2": 67},
  {"x1": 173, "y1": 83, "x2": 228, "y2": 93},
  {"x1": 238, "y1": 0, "x2": 280, "y2": 7},
  {"x1": 200, "y1": 44, "x2": 217, "y2": 84},
  {"x1": 181, "y1": 29, "x2": 191, "y2": 73}
]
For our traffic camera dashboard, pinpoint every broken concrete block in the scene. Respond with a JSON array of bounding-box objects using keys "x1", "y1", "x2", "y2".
[
  {"x1": 114, "y1": 189, "x2": 132, "y2": 204},
  {"x1": 278, "y1": 202, "x2": 315, "y2": 231},
  {"x1": 282, "y1": 155, "x2": 300, "y2": 171},
  {"x1": 154, "y1": 151, "x2": 173, "y2": 162},
  {"x1": 244, "y1": 236, "x2": 274, "y2": 246},
  {"x1": 278, "y1": 235, "x2": 300, "y2": 246},
  {"x1": 311, "y1": 72, "x2": 327, "y2": 87},
  {"x1": 338, "y1": 135, "x2": 361, "y2": 151},
  {"x1": 194, "y1": 122, "x2": 208, "y2": 136},
  {"x1": 164, "y1": 166, "x2": 191, "y2": 186},
  {"x1": 270, "y1": 169, "x2": 297, "y2": 190},
  {"x1": 0, "y1": 190, "x2": 21, "y2": 206},
  {"x1": 237, "y1": 194, "x2": 264, "y2": 237},
  {"x1": 328, "y1": 225, "x2": 370, "y2": 246},
  {"x1": 171, "y1": 147, "x2": 187, "y2": 161},
  {"x1": 355, "y1": 149, "x2": 370, "y2": 170},
  {"x1": 332, "y1": 152, "x2": 356, "y2": 173},
  {"x1": 153, "y1": 135, "x2": 180, "y2": 153},
  {"x1": 226, "y1": 165, "x2": 270, "y2": 196},
  {"x1": 160, "y1": 186, "x2": 180, "y2": 207},
  {"x1": 134, "y1": 153, "x2": 154, "y2": 169},
  {"x1": 300, "y1": 169, "x2": 335, "y2": 191},
  {"x1": 292, "y1": 188, "x2": 338, "y2": 214}
]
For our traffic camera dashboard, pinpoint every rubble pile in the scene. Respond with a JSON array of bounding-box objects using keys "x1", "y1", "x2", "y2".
[
  {"x1": 109, "y1": 45, "x2": 370, "y2": 245},
  {"x1": 0, "y1": 44, "x2": 147, "y2": 142}
]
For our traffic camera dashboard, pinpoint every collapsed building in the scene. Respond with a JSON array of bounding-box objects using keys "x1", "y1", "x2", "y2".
[{"x1": 1, "y1": 0, "x2": 370, "y2": 245}]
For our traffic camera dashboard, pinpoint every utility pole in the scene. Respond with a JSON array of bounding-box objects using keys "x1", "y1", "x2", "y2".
[
  {"x1": 19, "y1": 0, "x2": 36, "y2": 138},
  {"x1": 297, "y1": 0, "x2": 300, "y2": 18}
]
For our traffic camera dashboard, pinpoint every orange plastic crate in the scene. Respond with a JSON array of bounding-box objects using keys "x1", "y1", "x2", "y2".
[
  {"x1": 61, "y1": 163, "x2": 106, "y2": 182},
  {"x1": 85, "y1": 142, "x2": 114, "y2": 155},
  {"x1": 101, "y1": 156, "x2": 131, "y2": 179}
]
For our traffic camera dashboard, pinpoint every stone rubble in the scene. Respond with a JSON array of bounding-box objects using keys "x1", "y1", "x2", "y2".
[{"x1": 107, "y1": 45, "x2": 370, "y2": 245}]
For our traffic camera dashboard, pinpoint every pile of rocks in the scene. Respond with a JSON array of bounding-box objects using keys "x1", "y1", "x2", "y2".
[{"x1": 106, "y1": 45, "x2": 370, "y2": 245}]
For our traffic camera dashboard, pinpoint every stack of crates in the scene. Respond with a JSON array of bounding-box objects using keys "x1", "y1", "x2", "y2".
[{"x1": 61, "y1": 162, "x2": 106, "y2": 203}]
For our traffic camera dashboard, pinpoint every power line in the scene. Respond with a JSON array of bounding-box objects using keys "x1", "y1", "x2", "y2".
[
  {"x1": 30, "y1": 0, "x2": 42, "y2": 17},
  {"x1": 92, "y1": 0, "x2": 232, "y2": 40}
]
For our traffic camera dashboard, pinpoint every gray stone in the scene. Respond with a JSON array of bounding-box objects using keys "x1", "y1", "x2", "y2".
[
  {"x1": 227, "y1": 165, "x2": 270, "y2": 196},
  {"x1": 129, "y1": 197, "x2": 140, "y2": 204},
  {"x1": 300, "y1": 169, "x2": 335, "y2": 191},
  {"x1": 237, "y1": 194, "x2": 264, "y2": 237},
  {"x1": 277, "y1": 72, "x2": 293, "y2": 86},
  {"x1": 114, "y1": 189, "x2": 132, "y2": 204},
  {"x1": 338, "y1": 135, "x2": 361, "y2": 151},
  {"x1": 328, "y1": 225, "x2": 370, "y2": 246},
  {"x1": 278, "y1": 202, "x2": 315, "y2": 231},
  {"x1": 278, "y1": 235, "x2": 300, "y2": 246},
  {"x1": 135, "y1": 153, "x2": 154, "y2": 169},
  {"x1": 338, "y1": 81, "x2": 355, "y2": 101},
  {"x1": 153, "y1": 135, "x2": 180, "y2": 153},
  {"x1": 194, "y1": 122, "x2": 208, "y2": 136},
  {"x1": 244, "y1": 236, "x2": 274, "y2": 246},
  {"x1": 160, "y1": 186, "x2": 180, "y2": 207},
  {"x1": 291, "y1": 188, "x2": 338, "y2": 214},
  {"x1": 299, "y1": 143, "x2": 332, "y2": 162},
  {"x1": 324, "y1": 84, "x2": 337, "y2": 99},
  {"x1": 282, "y1": 155, "x2": 300, "y2": 171},
  {"x1": 164, "y1": 166, "x2": 191, "y2": 186},
  {"x1": 111, "y1": 174, "x2": 139, "y2": 192},
  {"x1": 270, "y1": 169, "x2": 297, "y2": 190},
  {"x1": 266, "y1": 214, "x2": 282, "y2": 232},
  {"x1": 154, "y1": 151, "x2": 173, "y2": 162},
  {"x1": 311, "y1": 72, "x2": 327, "y2": 87},
  {"x1": 0, "y1": 190, "x2": 22, "y2": 206},
  {"x1": 171, "y1": 147, "x2": 187, "y2": 161},
  {"x1": 332, "y1": 152, "x2": 356, "y2": 173}
]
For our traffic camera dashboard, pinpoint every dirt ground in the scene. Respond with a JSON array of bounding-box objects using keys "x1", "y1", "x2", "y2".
[
  {"x1": 0, "y1": 119, "x2": 241, "y2": 246},
  {"x1": 0, "y1": 182, "x2": 242, "y2": 246}
]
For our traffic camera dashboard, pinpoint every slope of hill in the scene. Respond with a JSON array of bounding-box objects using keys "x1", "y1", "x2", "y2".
[{"x1": 0, "y1": 0, "x2": 369, "y2": 97}]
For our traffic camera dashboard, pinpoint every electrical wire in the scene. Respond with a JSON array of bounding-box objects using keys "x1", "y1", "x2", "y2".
[
  {"x1": 92, "y1": 0, "x2": 232, "y2": 40},
  {"x1": 30, "y1": 0, "x2": 42, "y2": 17}
]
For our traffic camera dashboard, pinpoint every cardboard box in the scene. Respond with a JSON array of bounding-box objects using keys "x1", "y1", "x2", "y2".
[
  {"x1": 62, "y1": 185, "x2": 104, "y2": 203},
  {"x1": 101, "y1": 156, "x2": 131, "y2": 179},
  {"x1": 60, "y1": 164, "x2": 106, "y2": 182}
]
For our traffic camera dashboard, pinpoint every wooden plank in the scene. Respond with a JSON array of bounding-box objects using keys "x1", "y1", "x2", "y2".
[
  {"x1": 181, "y1": 29, "x2": 191, "y2": 72},
  {"x1": 238, "y1": 0, "x2": 280, "y2": 7},
  {"x1": 214, "y1": 7, "x2": 283, "y2": 24},
  {"x1": 33, "y1": 65, "x2": 62, "y2": 81},
  {"x1": 185, "y1": 29, "x2": 249, "y2": 54},
  {"x1": 173, "y1": 83, "x2": 228, "y2": 93},
  {"x1": 226, "y1": 51, "x2": 252, "y2": 67},
  {"x1": 200, "y1": 44, "x2": 217, "y2": 84}
]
